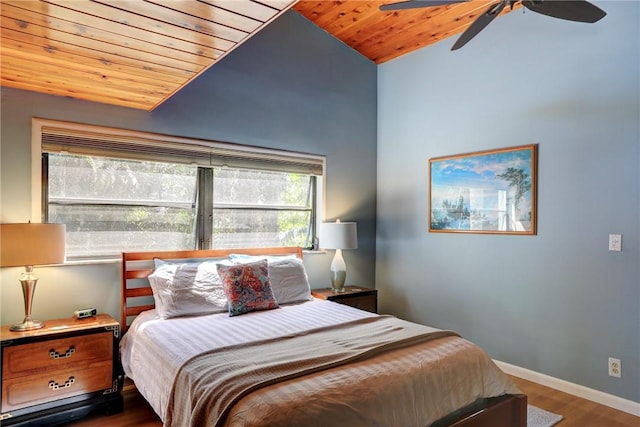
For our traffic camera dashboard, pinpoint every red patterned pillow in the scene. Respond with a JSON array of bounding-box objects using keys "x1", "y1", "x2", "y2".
[{"x1": 216, "y1": 259, "x2": 279, "y2": 316}]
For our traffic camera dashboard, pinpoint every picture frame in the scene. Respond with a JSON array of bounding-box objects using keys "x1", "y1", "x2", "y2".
[{"x1": 429, "y1": 144, "x2": 537, "y2": 235}]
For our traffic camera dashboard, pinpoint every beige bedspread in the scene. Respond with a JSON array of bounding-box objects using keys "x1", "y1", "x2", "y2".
[{"x1": 164, "y1": 315, "x2": 518, "y2": 427}]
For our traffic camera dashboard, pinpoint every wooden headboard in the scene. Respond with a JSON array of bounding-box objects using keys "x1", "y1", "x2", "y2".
[{"x1": 120, "y1": 247, "x2": 303, "y2": 332}]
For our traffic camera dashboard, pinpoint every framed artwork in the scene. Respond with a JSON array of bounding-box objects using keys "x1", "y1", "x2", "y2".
[{"x1": 429, "y1": 144, "x2": 537, "y2": 235}]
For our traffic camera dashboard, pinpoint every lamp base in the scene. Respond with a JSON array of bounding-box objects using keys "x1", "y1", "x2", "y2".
[
  {"x1": 10, "y1": 318, "x2": 45, "y2": 331},
  {"x1": 11, "y1": 267, "x2": 45, "y2": 332},
  {"x1": 330, "y1": 271, "x2": 346, "y2": 293},
  {"x1": 330, "y1": 270, "x2": 346, "y2": 293},
  {"x1": 330, "y1": 249, "x2": 347, "y2": 293}
]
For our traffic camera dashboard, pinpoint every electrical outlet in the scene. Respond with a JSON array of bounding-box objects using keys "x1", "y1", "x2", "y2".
[{"x1": 608, "y1": 357, "x2": 621, "y2": 378}]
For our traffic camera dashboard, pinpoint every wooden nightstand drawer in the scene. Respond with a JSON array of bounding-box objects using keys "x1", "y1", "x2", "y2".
[
  {"x1": 312, "y1": 286, "x2": 378, "y2": 313},
  {"x1": 2, "y1": 361, "x2": 113, "y2": 411},
  {"x1": 0, "y1": 314, "x2": 123, "y2": 424},
  {"x1": 3, "y1": 331, "x2": 113, "y2": 379},
  {"x1": 340, "y1": 295, "x2": 377, "y2": 312}
]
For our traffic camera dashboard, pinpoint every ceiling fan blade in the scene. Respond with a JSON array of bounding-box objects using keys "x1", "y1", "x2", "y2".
[
  {"x1": 451, "y1": 1, "x2": 506, "y2": 50},
  {"x1": 380, "y1": 0, "x2": 467, "y2": 12},
  {"x1": 522, "y1": 0, "x2": 606, "y2": 23}
]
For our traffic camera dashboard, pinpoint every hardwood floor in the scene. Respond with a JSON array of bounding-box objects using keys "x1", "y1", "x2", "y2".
[
  {"x1": 67, "y1": 384, "x2": 161, "y2": 427},
  {"x1": 67, "y1": 377, "x2": 639, "y2": 427},
  {"x1": 509, "y1": 376, "x2": 639, "y2": 427}
]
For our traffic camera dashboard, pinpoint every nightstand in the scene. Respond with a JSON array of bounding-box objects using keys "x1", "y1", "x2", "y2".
[
  {"x1": 312, "y1": 286, "x2": 378, "y2": 313},
  {"x1": 1, "y1": 314, "x2": 123, "y2": 425}
]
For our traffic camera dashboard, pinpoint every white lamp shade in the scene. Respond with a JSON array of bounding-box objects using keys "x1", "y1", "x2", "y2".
[
  {"x1": 0, "y1": 223, "x2": 66, "y2": 267},
  {"x1": 320, "y1": 221, "x2": 357, "y2": 250}
]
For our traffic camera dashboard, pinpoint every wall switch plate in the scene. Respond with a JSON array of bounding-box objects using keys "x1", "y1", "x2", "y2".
[{"x1": 608, "y1": 234, "x2": 622, "y2": 252}]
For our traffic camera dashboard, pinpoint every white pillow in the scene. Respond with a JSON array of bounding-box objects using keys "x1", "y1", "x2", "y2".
[
  {"x1": 148, "y1": 260, "x2": 230, "y2": 319},
  {"x1": 229, "y1": 255, "x2": 312, "y2": 304}
]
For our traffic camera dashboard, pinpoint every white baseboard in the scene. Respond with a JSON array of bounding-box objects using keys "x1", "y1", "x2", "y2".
[{"x1": 494, "y1": 360, "x2": 640, "y2": 417}]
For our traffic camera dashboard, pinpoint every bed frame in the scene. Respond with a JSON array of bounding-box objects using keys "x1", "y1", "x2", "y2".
[
  {"x1": 120, "y1": 246, "x2": 526, "y2": 427},
  {"x1": 121, "y1": 246, "x2": 303, "y2": 332}
]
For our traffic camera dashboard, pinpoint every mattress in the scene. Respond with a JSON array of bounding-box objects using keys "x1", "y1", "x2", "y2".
[{"x1": 120, "y1": 299, "x2": 520, "y2": 427}]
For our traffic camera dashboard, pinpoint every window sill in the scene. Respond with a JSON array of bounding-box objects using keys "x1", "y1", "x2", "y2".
[
  {"x1": 60, "y1": 258, "x2": 121, "y2": 266},
  {"x1": 61, "y1": 250, "x2": 326, "y2": 266}
]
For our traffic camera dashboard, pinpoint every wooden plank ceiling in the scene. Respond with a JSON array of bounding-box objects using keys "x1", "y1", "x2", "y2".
[
  {"x1": 0, "y1": 1, "x2": 518, "y2": 111},
  {"x1": 0, "y1": 0, "x2": 297, "y2": 111},
  {"x1": 294, "y1": 1, "x2": 519, "y2": 63}
]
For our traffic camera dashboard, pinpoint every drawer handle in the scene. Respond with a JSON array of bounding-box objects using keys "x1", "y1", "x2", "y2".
[
  {"x1": 49, "y1": 346, "x2": 75, "y2": 359},
  {"x1": 48, "y1": 376, "x2": 75, "y2": 390}
]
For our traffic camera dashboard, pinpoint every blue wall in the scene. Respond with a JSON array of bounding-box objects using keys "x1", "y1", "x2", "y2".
[
  {"x1": 0, "y1": 12, "x2": 377, "y2": 325},
  {"x1": 377, "y1": 1, "x2": 639, "y2": 402}
]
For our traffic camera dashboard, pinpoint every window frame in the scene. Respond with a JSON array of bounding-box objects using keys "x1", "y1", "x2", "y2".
[{"x1": 32, "y1": 118, "x2": 325, "y2": 261}]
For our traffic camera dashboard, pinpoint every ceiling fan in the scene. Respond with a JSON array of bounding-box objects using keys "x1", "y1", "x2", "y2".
[{"x1": 380, "y1": 0, "x2": 607, "y2": 50}]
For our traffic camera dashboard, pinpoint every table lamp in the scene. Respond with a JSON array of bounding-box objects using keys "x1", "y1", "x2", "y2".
[
  {"x1": 320, "y1": 219, "x2": 357, "y2": 293},
  {"x1": 0, "y1": 223, "x2": 66, "y2": 331}
]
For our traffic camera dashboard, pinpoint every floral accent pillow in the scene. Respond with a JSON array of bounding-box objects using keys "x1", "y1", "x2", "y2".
[
  {"x1": 228, "y1": 255, "x2": 312, "y2": 305},
  {"x1": 216, "y1": 259, "x2": 279, "y2": 317}
]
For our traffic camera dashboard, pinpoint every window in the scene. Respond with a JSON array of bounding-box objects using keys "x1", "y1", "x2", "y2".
[
  {"x1": 211, "y1": 168, "x2": 315, "y2": 249},
  {"x1": 37, "y1": 120, "x2": 323, "y2": 260},
  {"x1": 46, "y1": 154, "x2": 199, "y2": 258}
]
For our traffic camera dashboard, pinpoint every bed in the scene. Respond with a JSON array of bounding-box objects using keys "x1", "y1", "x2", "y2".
[{"x1": 120, "y1": 247, "x2": 526, "y2": 427}]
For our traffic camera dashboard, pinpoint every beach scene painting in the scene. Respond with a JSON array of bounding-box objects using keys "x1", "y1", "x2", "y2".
[{"x1": 429, "y1": 144, "x2": 537, "y2": 235}]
